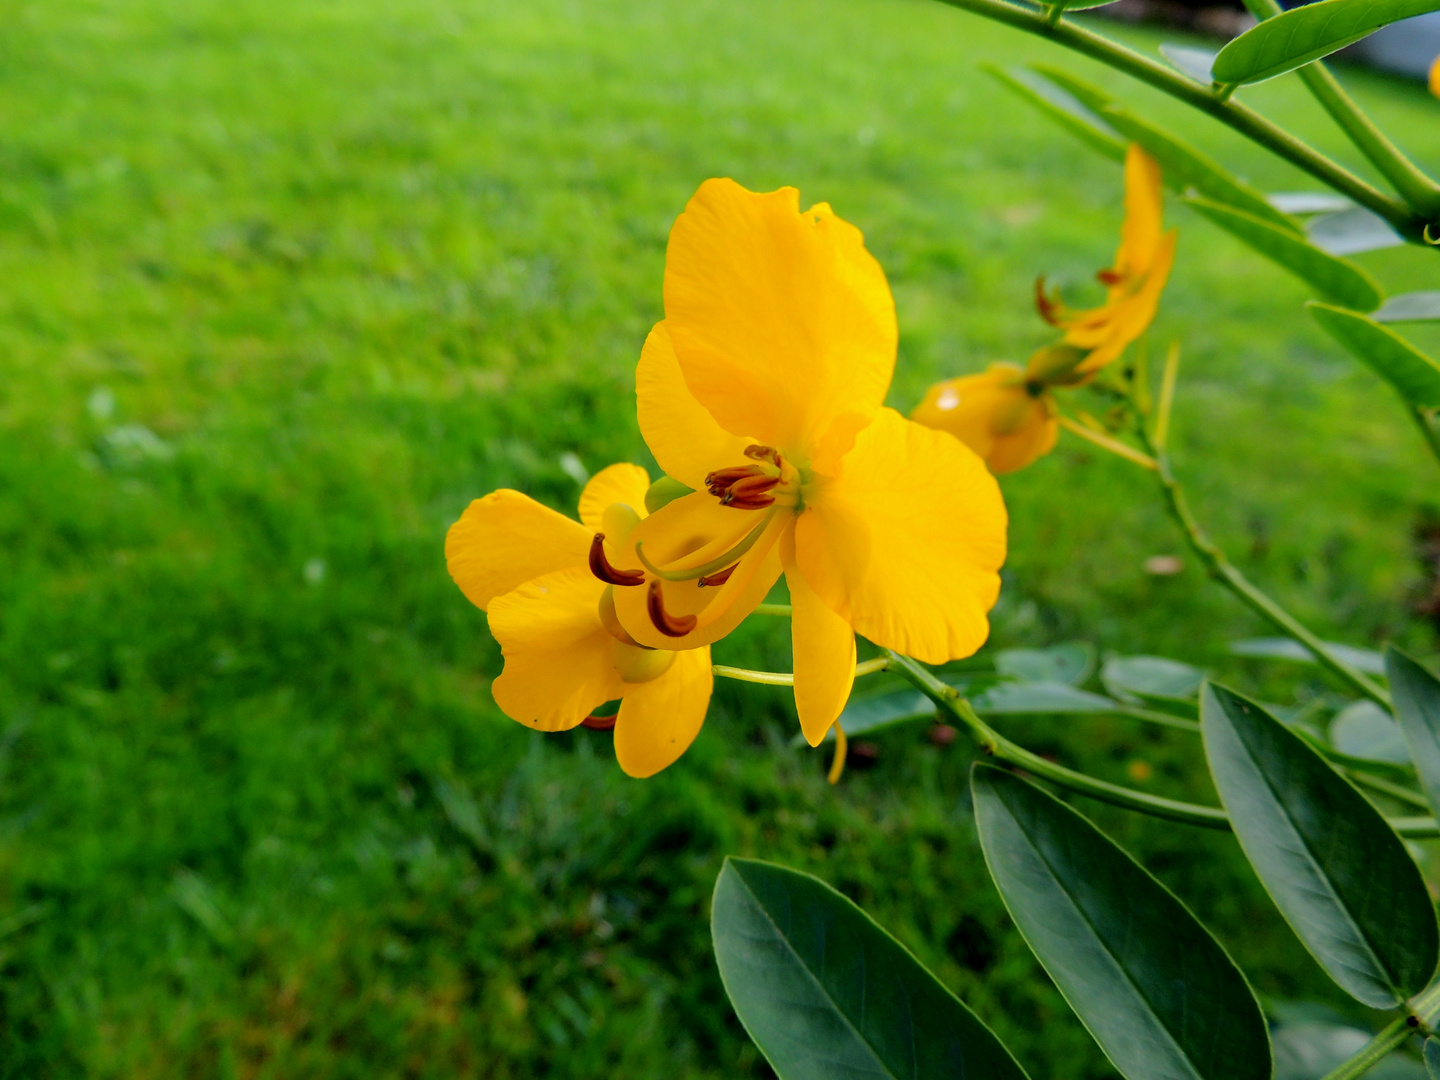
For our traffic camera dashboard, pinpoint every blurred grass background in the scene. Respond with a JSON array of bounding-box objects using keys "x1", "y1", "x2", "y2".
[{"x1": 1, "y1": 0, "x2": 1439, "y2": 1075}]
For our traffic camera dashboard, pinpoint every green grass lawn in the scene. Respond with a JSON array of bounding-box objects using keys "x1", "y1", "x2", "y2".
[{"x1": 1, "y1": 0, "x2": 1438, "y2": 1075}]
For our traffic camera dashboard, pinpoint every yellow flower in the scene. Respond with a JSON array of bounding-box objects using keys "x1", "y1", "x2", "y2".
[
  {"x1": 1431, "y1": 53, "x2": 1440, "y2": 98},
  {"x1": 1036, "y1": 145, "x2": 1177, "y2": 374},
  {"x1": 603, "y1": 179, "x2": 1008, "y2": 745},
  {"x1": 445, "y1": 463, "x2": 714, "y2": 778},
  {"x1": 911, "y1": 361, "x2": 1058, "y2": 475}
]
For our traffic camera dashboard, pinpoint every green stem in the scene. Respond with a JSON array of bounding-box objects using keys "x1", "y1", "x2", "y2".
[
  {"x1": 888, "y1": 651, "x2": 1440, "y2": 836},
  {"x1": 1240, "y1": 0, "x2": 1440, "y2": 219},
  {"x1": 713, "y1": 657, "x2": 890, "y2": 686},
  {"x1": 1349, "y1": 770, "x2": 1431, "y2": 812},
  {"x1": 1318, "y1": 1016, "x2": 1413, "y2": 1080},
  {"x1": 1136, "y1": 427, "x2": 1393, "y2": 708},
  {"x1": 752, "y1": 603, "x2": 793, "y2": 617},
  {"x1": 930, "y1": 0, "x2": 1424, "y2": 237}
]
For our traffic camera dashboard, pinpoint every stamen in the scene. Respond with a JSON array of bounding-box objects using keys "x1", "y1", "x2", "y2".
[
  {"x1": 1034, "y1": 275, "x2": 1064, "y2": 326},
  {"x1": 581, "y1": 713, "x2": 618, "y2": 731},
  {"x1": 588, "y1": 533, "x2": 645, "y2": 587},
  {"x1": 1096, "y1": 268, "x2": 1125, "y2": 286},
  {"x1": 744, "y1": 444, "x2": 781, "y2": 466},
  {"x1": 698, "y1": 565, "x2": 736, "y2": 587},
  {"x1": 635, "y1": 509, "x2": 776, "y2": 582},
  {"x1": 720, "y1": 474, "x2": 778, "y2": 508},
  {"x1": 722, "y1": 492, "x2": 778, "y2": 510},
  {"x1": 705, "y1": 465, "x2": 757, "y2": 494},
  {"x1": 646, "y1": 581, "x2": 697, "y2": 637}
]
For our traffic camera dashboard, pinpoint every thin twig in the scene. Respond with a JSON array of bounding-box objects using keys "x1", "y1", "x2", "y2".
[{"x1": 1058, "y1": 414, "x2": 1158, "y2": 469}]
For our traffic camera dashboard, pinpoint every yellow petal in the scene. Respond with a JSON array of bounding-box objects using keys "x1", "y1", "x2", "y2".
[
  {"x1": 1075, "y1": 228, "x2": 1177, "y2": 374},
  {"x1": 636, "y1": 323, "x2": 753, "y2": 491},
  {"x1": 794, "y1": 409, "x2": 1006, "y2": 665},
  {"x1": 487, "y1": 567, "x2": 625, "y2": 730},
  {"x1": 911, "y1": 365, "x2": 1057, "y2": 475},
  {"x1": 446, "y1": 491, "x2": 592, "y2": 612},
  {"x1": 1431, "y1": 53, "x2": 1440, "y2": 98},
  {"x1": 613, "y1": 646, "x2": 714, "y2": 777},
  {"x1": 783, "y1": 558, "x2": 856, "y2": 747},
  {"x1": 662, "y1": 179, "x2": 896, "y2": 471},
  {"x1": 1116, "y1": 145, "x2": 1165, "y2": 278},
  {"x1": 579, "y1": 462, "x2": 651, "y2": 531}
]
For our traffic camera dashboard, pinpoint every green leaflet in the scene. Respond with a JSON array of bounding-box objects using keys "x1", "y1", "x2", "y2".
[
  {"x1": 1213, "y1": 0, "x2": 1440, "y2": 85},
  {"x1": 972, "y1": 765, "x2": 1271, "y2": 1080},
  {"x1": 1310, "y1": 304, "x2": 1440, "y2": 408},
  {"x1": 1387, "y1": 647, "x2": 1440, "y2": 815},
  {"x1": 984, "y1": 66, "x2": 1126, "y2": 163},
  {"x1": 1186, "y1": 197, "x2": 1382, "y2": 311},
  {"x1": 1201, "y1": 684, "x2": 1438, "y2": 1007},
  {"x1": 710, "y1": 858, "x2": 1030, "y2": 1080},
  {"x1": 995, "y1": 642, "x2": 1096, "y2": 685},
  {"x1": 1028, "y1": 65, "x2": 1300, "y2": 232}
]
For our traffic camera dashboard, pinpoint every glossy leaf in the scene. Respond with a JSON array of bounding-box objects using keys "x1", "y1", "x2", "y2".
[
  {"x1": 1031, "y1": 66, "x2": 1300, "y2": 232},
  {"x1": 1375, "y1": 291, "x2": 1440, "y2": 324},
  {"x1": 969, "y1": 681, "x2": 1117, "y2": 714},
  {"x1": 711, "y1": 857, "x2": 1031, "y2": 1080},
  {"x1": 1213, "y1": 0, "x2": 1440, "y2": 85},
  {"x1": 1201, "y1": 683, "x2": 1438, "y2": 1007},
  {"x1": 972, "y1": 765, "x2": 1271, "y2": 1080},
  {"x1": 985, "y1": 66, "x2": 1126, "y2": 163},
  {"x1": 1306, "y1": 208, "x2": 1405, "y2": 256},
  {"x1": 996, "y1": 642, "x2": 1096, "y2": 686},
  {"x1": 1269, "y1": 191, "x2": 1354, "y2": 215},
  {"x1": 1330, "y1": 701, "x2": 1410, "y2": 765},
  {"x1": 1310, "y1": 303, "x2": 1440, "y2": 408},
  {"x1": 1186, "y1": 197, "x2": 1382, "y2": 310},
  {"x1": 1159, "y1": 43, "x2": 1216, "y2": 83},
  {"x1": 1230, "y1": 636, "x2": 1387, "y2": 675},
  {"x1": 1388, "y1": 647, "x2": 1440, "y2": 815}
]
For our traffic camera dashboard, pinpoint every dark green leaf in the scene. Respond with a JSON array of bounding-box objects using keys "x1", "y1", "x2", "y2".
[
  {"x1": 1230, "y1": 636, "x2": 1387, "y2": 674},
  {"x1": 1213, "y1": 0, "x2": 1440, "y2": 85},
  {"x1": 1387, "y1": 647, "x2": 1440, "y2": 815},
  {"x1": 1330, "y1": 701, "x2": 1410, "y2": 765},
  {"x1": 1201, "y1": 683, "x2": 1438, "y2": 1006},
  {"x1": 711, "y1": 858, "x2": 1031, "y2": 1080},
  {"x1": 1310, "y1": 303, "x2": 1440, "y2": 407},
  {"x1": 1307, "y1": 208, "x2": 1405, "y2": 256},
  {"x1": 1031, "y1": 66, "x2": 1300, "y2": 232},
  {"x1": 984, "y1": 66, "x2": 1125, "y2": 163},
  {"x1": 1186, "y1": 197, "x2": 1382, "y2": 310},
  {"x1": 1102, "y1": 655, "x2": 1204, "y2": 699},
  {"x1": 995, "y1": 642, "x2": 1096, "y2": 686},
  {"x1": 972, "y1": 765, "x2": 1271, "y2": 1080},
  {"x1": 969, "y1": 681, "x2": 1118, "y2": 714},
  {"x1": 1376, "y1": 292, "x2": 1440, "y2": 323}
]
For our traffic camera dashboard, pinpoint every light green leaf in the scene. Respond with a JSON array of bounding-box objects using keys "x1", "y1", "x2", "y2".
[
  {"x1": 1306, "y1": 208, "x2": 1405, "y2": 256},
  {"x1": 1201, "y1": 683, "x2": 1438, "y2": 1007},
  {"x1": 972, "y1": 765, "x2": 1271, "y2": 1080},
  {"x1": 1213, "y1": 0, "x2": 1440, "y2": 86},
  {"x1": 1186, "y1": 197, "x2": 1383, "y2": 310},
  {"x1": 1159, "y1": 43, "x2": 1216, "y2": 84},
  {"x1": 711, "y1": 857, "x2": 1031, "y2": 1080},
  {"x1": 1387, "y1": 647, "x2": 1440, "y2": 815},
  {"x1": 1375, "y1": 292, "x2": 1440, "y2": 324},
  {"x1": 1310, "y1": 303, "x2": 1440, "y2": 408},
  {"x1": 1230, "y1": 636, "x2": 1387, "y2": 675},
  {"x1": 985, "y1": 66, "x2": 1125, "y2": 164},
  {"x1": 1030, "y1": 65, "x2": 1300, "y2": 232},
  {"x1": 995, "y1": 642, "x2": 1096, "y2": 686},
  {"x1": 1330, "y1": 701, "x2": 1410, "y2": 765},
  {"x1": 1102, "y1": 655, "x2": 1204, "y2": 699},
  {"x1": 969, "y1": 681, "x2": 1118, "y2": 714}
]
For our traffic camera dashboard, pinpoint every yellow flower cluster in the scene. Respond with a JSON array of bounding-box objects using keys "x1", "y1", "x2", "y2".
[
  {"x1": 447, "y1": 179, "x2": 1008, "y2": 773},
  {"x1": 911, "y1": 145, "x2": 1176, "y2": 474}
]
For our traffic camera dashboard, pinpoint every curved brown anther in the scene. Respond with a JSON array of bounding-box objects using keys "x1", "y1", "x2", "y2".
[
  {"x1": 646, "y1": 581, "x2": 697, "y2": 637},
  {"x1": 698, "y1": 564, "x2": 737, "y2": 588},
  {"x1": 719, "y1": 473, "x2": 778, "y2": 509},
  {"x1": 1096, "y1": 268, "x2": 1124, "y2": 286},
  {"x1": 1034, "y1": 275, "x2": 1063, "y2": 325},
  {"x1": 744, "y1": 444, "x2": 779, "y2": 464},
  {"x1": 581, "y1": 713, "x2": 618, "y2": 731},
  {"x1": 705, "y1": 465, "x2": 758, "y2": 495},
  {"x1": 589, "y1": 533, "x2": 645, "y2": 587}
]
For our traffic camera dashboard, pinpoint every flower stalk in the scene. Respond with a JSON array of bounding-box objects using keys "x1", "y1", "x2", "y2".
[{"x1": 1317, "y1": 1016, "x2": 1414, "y2": 1080}]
